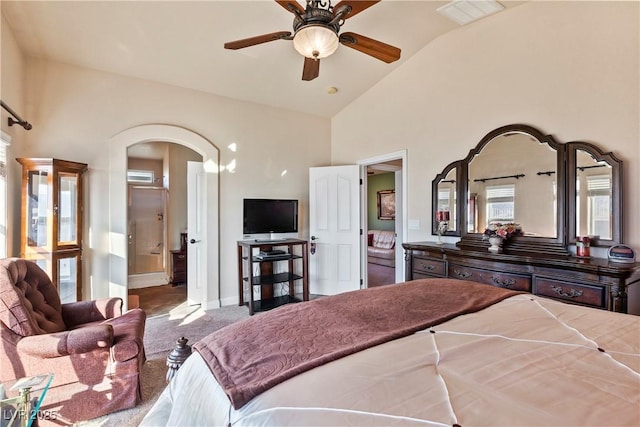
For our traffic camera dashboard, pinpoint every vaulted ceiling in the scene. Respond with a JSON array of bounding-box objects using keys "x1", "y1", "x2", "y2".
[{"x1": 1, "y1": 1, "x2": 524, "y2": 118}]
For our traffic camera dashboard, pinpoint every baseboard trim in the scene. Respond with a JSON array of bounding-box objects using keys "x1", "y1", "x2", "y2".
[{"x1": 219, "y1": 296, "x2": 239, "y2": 307}]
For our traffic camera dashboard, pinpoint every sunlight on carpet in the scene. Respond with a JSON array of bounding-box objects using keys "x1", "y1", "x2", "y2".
[{"x1": 78, "y1": 304, "x2": 250, "y2": 427}]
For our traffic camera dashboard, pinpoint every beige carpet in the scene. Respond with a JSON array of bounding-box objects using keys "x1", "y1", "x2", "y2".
[{"x1": 79, "y1": 303, "x2": 251, "y2": 426}]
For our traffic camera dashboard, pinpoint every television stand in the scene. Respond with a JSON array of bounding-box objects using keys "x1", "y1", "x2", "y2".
[{"x1": 237, "y1": 238, "x2": 309, "y2": 315}]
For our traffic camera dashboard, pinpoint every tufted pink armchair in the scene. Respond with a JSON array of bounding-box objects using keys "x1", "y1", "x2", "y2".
[{"x1": 0, "y1": 258, "x2": 146, "y2": 424}]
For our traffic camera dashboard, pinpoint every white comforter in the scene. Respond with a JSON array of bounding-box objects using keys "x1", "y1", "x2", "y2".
[{"x1": 142, "y1": 294, "x2": 640, "y2": 426}]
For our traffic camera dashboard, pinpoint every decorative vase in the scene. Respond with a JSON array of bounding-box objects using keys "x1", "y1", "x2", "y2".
[{"x1": 488, "y1": 236, "x2": 504, "y2": 253}]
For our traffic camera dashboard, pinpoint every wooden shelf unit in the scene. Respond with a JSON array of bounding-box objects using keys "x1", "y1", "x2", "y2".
[{"x1": 237, "y1": 239, "x2": 309, "y2": 315}]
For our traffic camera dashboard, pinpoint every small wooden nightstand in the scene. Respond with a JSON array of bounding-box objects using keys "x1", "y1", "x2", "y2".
[{"x1": 171, "y1": 233, "x2": 187, "y2": 286}]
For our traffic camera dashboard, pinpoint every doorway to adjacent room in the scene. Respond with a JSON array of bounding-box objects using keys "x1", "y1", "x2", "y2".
[
  {"x1": 109, "y1": 124, "x2": 220, "y2": 311},
  {"x1": 358, "y1": 150, "x2": 407, "y2": 288}
]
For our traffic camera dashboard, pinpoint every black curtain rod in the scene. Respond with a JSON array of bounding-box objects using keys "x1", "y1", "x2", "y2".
[
  {"x1": 577, "y1": 164, "x2": 607, "y2": 172},
  {"x1": 474, "y1": 173, "x2": 525, "y2": 183},
  {"x1": 0, "y1": 100, "x2": 32, "y2": 130}
]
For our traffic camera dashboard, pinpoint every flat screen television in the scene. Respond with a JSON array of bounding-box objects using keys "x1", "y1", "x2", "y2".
[{"x1": 243, "y1": 198, "x2": 299, "y2": 235}]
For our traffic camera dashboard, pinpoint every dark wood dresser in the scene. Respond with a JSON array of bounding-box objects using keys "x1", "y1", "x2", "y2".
[
  {"x1": 171, "y1": 233, "x2": 187, "y2": 286},
  {"x1": 403, "y1": 242, "x2": 640, "y2": 314}
]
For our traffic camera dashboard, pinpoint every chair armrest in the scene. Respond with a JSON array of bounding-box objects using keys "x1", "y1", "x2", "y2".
[
  {"x1": 62, "y1": 298, "x2": 123, "y2": 327},
  {"x1": 16, "y1": 325, "x2": 114, "y2": 358}
]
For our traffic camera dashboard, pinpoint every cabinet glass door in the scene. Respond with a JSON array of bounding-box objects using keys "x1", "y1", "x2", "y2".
[
  {"x1": 57, "y1": 252, "x2": 79, "y2": 303},
  {"x1": 27, "y1": 170, "x2": 49, "y2": 248},
  {"x1": 58, "y1": 173, "x2": 79, "y2": 245}
]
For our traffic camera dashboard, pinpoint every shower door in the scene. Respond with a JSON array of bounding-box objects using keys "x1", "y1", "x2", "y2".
[{"x1": 128, "y1": 187, "x2": 166, "y2": 275}]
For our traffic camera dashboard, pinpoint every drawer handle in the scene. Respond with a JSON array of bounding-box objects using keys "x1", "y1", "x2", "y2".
[
  {"x1": 453, "y1": 269, "x2": 472, "y2": 279},
  {"x1": 551, "y1": 285, "x2": 583, "y2": 299},
  {"x1": 491, "y1": 276, "x2": 516, "y2": 288},
  {"x1": 421, "y1": 263, "x2": 435, "y2": 271}
]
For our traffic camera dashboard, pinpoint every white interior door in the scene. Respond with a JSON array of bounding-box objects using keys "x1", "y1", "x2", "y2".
[
  {"x1": 187, "y1": 161, "x2": 205, "y2": 305},
  {"x1": 309, "y1": 165, "x2": 361, "y2": 295}
]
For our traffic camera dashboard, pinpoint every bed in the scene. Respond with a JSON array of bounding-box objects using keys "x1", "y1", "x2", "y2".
[{"x1": 141, "y1": 278, "x2": 640, "y2": 426}]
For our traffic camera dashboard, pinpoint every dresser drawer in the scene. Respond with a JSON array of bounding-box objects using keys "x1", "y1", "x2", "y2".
[
  {"x1": 534, "y1": 277, "x2": 605, "y2": 308},
  {"x1": 448, "y1": 264, "x2": 531, "y2": 292},
  {"x1": 412, "y1": 257, "x2": 446, "y2": 277}
]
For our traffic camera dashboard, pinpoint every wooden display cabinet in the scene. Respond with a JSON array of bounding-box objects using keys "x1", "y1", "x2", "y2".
[{"x1": 17, "y1": 158, "x2": 87, "y2": 303}]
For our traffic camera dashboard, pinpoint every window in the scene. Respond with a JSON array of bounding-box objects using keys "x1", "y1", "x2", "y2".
[
  {"x1": 127, "y1": 169, "x2": 154, "y2": 184},
  {"x1": 486, "y1": 184, "x2": 515, "y2": 223},
  {"x1": 0, "y1": 131, "x2": 10, "y2": 258}
]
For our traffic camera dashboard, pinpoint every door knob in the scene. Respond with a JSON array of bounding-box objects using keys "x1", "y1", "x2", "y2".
[
  {"x1": 190, "y1": 239, "x2": 201, "y2": 244},
  {"x1": 311, "y1": 235, "x2": 319, "y2": 241}
]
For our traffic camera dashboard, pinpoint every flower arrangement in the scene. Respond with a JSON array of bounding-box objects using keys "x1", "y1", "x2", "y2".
[{"x1": 483, "y1": 222, "x2": 523, "y2": 240}]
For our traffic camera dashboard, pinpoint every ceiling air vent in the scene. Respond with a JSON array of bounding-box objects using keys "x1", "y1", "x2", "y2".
[{"x1": 437, "y1": 0, "x2": 504, "y2": 26}]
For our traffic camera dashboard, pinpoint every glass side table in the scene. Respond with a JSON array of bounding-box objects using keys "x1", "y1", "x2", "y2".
[{"x1": 0, "y1": 374, "x2": 53, "y2": 427}]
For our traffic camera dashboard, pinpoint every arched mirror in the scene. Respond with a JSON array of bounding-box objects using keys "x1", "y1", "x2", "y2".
[
  {"x1": 431, "y1": 161, "x2": 460, "y2": 236},
  {"x1": 458, "y1": 124, "x2": 567, "y2": 255},
  {"x1": 433, "y1": 124, "x2": 623, "y2": 255},
  {"x1": 568, "y1": 142, "x2": 622, "y2": 247},
  {"x1": 467, "y1": 131, "x2": 559, "y2": 237}
]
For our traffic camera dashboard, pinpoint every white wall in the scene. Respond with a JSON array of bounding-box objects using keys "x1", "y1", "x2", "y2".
[
  {"x1": 332, "y1": 2, "x2": 640, "y2": 312},
  {"x1": 0, "y1": 14, "x2": 28, "y2": 258},
  {"x1": 6, "y1": 57, "x2": 331, "y2": 305}
]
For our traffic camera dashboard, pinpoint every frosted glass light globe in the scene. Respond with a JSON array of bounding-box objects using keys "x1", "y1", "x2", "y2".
[{"x1": 293, "y1": 25, "x2": 339, "y2": 59}]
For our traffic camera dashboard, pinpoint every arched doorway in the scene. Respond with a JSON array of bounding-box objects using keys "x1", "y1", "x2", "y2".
[{"x1": 108, "y1": 125, "x2": 220, "y2": 309}]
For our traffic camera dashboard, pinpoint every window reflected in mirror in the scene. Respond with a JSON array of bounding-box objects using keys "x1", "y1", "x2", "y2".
[
  {"x1": 467, "y1": 132, "x2": 557, "y2": 237},
  {"x1": 486, "y1": 184, "x2": 515, "y2": 223},
  {"x1": 575, "y1": 149, "x2": 612, "y2": 240}
]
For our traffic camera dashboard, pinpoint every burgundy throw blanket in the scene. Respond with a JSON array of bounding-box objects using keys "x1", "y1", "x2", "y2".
[{"x1": 194, "y1": 278, "x2": 521, "y2": 409}]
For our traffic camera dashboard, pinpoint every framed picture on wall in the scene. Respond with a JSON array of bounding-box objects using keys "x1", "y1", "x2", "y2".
[{"x1": 377, "y1": 190, "x2": 395, "y2": 220}]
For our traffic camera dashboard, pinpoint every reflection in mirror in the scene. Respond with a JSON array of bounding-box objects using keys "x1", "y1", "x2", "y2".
[
  {"x1": 467, "y1": 132, "x2": 557, "y2": 237},
  {"x1": 467, "y1": 193, "x2": 477, "y2": 233},
  {"x1": 436, "y1": 167, "x2": 457, "y2": 232},
  {"x1": 575, "y1": 149, "x2": 612, "y2": 240}
]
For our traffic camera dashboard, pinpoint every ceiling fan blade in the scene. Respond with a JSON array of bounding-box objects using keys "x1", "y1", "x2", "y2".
[
  {"x1": 224, "y1": 31, "x2": 291, "y2": 50},
  {"x1": 333, "y1": 1, "x2": 380, "y2": 19},
  {"x1": 275, "y1": 0, "x2": 305, "y2": 16},
  {"x1": 339, "y1": 32, "x2": 401, "y2": 63},
  {"x1": 302, "y1": 57, "x2": 320, "y2": 81}
]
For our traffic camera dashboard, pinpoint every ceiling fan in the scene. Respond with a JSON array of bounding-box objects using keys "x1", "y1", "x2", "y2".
[{"x1": 224, "y1": 0, "x2": 401, "y2": 81}]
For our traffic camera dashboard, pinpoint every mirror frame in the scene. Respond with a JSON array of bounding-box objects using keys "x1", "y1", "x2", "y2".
[
  {"x1": 567, "y1": 141, "x2": 623, "y2": 247},
  {"x1": 431, "y1": 160, "x2": 462, "y2": 237},
  {"x1": 432, "y1": 124, "x2": 623, "y2": 256}
]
